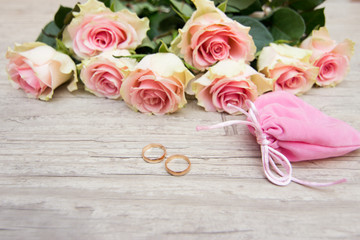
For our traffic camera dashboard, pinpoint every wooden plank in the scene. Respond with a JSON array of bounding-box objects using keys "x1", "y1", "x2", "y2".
[{"x1": 0, "y1": 0, "x2": 359, "y2": 239}]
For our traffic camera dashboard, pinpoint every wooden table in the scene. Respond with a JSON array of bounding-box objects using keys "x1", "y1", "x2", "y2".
[{"x1": 1, "y1": 0, "x2": 359, "y2": 239}]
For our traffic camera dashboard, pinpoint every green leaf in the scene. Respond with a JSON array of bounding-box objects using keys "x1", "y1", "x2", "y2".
[
  {"x1": 232, "y1": 16, "x2": 273, "y2": 52},
  {"x1": 36, "y1": 33, "x2": 56, "y2": 48},
  {"x1": 62, "y1": 3, "x2": 80, "y2": 30},
  {"x1": 225, "y1": 0, "x2": 256, "y2": 11},
  {"x1": 217, "y1": 0, "x2": 260, "y2": 14},
  {"x1": 169, "y1": 0, "x2": 194, "y2": 22},
  {"x1": 184, "y1": 61, "x2": 198, "y2": 72},
  {"x1": 155, "y1": 34, "x2": 174, "y2": 46},
  {"x1": 36, "y1": 21, "x2": 61, "y2": 48},
  {"x1": 113, "y1": 54, "x2": 147, "y2": 61},
  {"x1": 158, "y1": 40, "x2": 170, "y2": 53},
  {"x1": 236, "y1": 0, "x2": 262, "y2": 15},
  {"x1": 148, "y1": 12, "x2": 171, "y2": 39},
  {"x1": 258, "y1": 0, "x2": 268, "y2": 5},
  {"x1": 269, "y1": 0, "x2": 287, "y2": 8},
  {"x1": 110, "y1": 0, "x2": 126, "y2": 12},
  {"x1": 222, "y1": 5, "x2": 238, "y2": 13},
  {"x1": 98, "y1": 0, "x2": 126, "y2": 12},
  {"x1": 54, "y1": 5, "x2": 72, "y2": 29},
  {"x1": 129, "y1": 2, "x2": 158, "y2": 16},
  {"x1": 269, "y1": 7, "x2": 305, "y2": 43},
  {"x1": 135, "y1": 37, "x2": 157, "y2": 54},
  {"x1": 55, "y1": 38, "x2": 71, "y2": 55},
  {"x1": 289, "y1": 0, "x2": 325, "y2": 11},
  {"x1": 138, "y1": 36, "x2": 157, "y2": 50},
  {"x1": 148, "y1": 11, "x2": 184, "y2": 40},
  {"x1": 217, "y1": 0, "x2": 228, "y2": 12},
  {"x1": 301, "y1": 8, "x2": 325, "y2": 36}
]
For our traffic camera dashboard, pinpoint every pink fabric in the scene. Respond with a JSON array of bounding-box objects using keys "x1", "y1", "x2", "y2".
[{"x1": 251, "y1": 91, "x2": 360, "y2": 162}]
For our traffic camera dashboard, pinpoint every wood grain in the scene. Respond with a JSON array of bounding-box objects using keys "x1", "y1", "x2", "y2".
[{"x1": 0, "y1": 0, "x2": 359, "y2": 239}]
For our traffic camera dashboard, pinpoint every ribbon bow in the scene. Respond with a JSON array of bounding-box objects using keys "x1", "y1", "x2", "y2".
[{"x1": 197, "y1": 101, "x2": 346, "y2": 187}]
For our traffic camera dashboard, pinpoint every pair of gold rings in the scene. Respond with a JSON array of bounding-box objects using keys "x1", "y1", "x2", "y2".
[{"x1": 142, "y1": 143, "x2": 191, "y2": 176}]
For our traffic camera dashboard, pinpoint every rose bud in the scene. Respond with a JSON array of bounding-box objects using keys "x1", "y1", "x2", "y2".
[
  {"x1": 62, "y1": 0, "x2": 149, "y2": 60},
  {"x1": 120, "y1": 53, "x2": 194, "y2": 115},
  {"x1": 300, "y1": 27, "x2": 355, "y2": 87},
  {"x1": 192, "y1": 59, "x2": 273, "y2": 114},
  {"x1": 170, "y1": 0, "x2": 256, "y2": 71},
  {"x1": 79, "y1": 50, "x2": 137, "y2": 99},
  {"x1": 6, "y1": 42, "x2": 77, "y2": 100},
  {"x1": 258, "y1": 43, "x2": 319, "y2": 95}
]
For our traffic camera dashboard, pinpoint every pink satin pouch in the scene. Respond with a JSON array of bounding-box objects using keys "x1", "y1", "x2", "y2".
[
  {"x1": 249, "y1": 91, "x2": 360, "y2": 162},
  {"x1": 197, "y1": 91, "x2": 360, "y2": 186}
]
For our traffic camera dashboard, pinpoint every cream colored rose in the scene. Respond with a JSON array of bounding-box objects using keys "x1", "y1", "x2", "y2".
[
  {"x1": 121, "y1": 53, "x2": 194, "y2": 115},
  {"x1": 62, "y1": 0, "x2": 149, "y2": 60},
  {"x1": 79, "y1": 50, "x2": 137, "y2": 99},
  {"x1": 170, "y1": 0, "x2": 256, "y2": 71},
  {"x1": 6, "y1": 42, "x2": 77, "y2": 100},
  {"x1": 300, "y1": 27, "x2": 354, "y2": 87},
  {"x1": 258, "y1": 43, "x2": 318, "y2": 95},
  {"x1": 192, "y1": 59, "x2": 273, "y2": 114}
]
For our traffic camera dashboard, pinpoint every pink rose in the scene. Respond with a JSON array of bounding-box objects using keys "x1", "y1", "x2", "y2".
[
  {"x1": 79, "y1": 50, "x2": 137, "y2": 99},
  {"x1": 170, "y1": 0, "x2": 256, "y2": 71},
  {"x1": 192, "y1": 59, "x2": 273, "y2": 114},
  {"x1": 62, "y1": 0, "x2": 149, "y2": 59},
  {"x1": 313, "y1": 53, "x2": 349, "y2": 87},
  {"x1": 258, "y1": 43, "x2": 318, "y2": 95},
  {"x1": 270, "y1": 65, "x2": 316, "y2": 94},
  {"x1": 300, "y1": 27, "x2": 354, "y2": 86},
  {"x1": 6, "y1": 42, "x2": 77, "y2": 100},
  {"x1": 121, "y1": 53, "x2": 194, "y2": 115}
]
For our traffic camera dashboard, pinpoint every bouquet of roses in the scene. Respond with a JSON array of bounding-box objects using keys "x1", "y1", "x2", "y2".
[{"x1": 5, "y1": 0, "x2": 354, "y2": 115}]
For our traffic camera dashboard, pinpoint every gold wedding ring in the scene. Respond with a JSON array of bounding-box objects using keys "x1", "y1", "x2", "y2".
[
  {"x1": 142, "y1": 143, "x2": 167, "y2": 163},
  {"x1": 165, "y1": 154, "x2": 191, "y2": 176}
]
